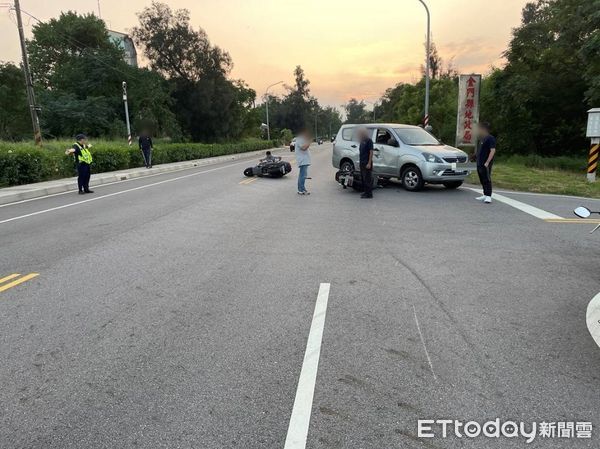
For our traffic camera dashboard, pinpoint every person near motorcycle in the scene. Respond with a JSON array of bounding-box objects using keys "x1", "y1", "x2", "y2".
[
  {"x1": 262, "y1": 151, "x2": 278, "y2": 162},
  {"x1": 295, "y1": 128, "x2": 312, "y2": 195},
  {"x1": 475, "y1": 122, "x2": 496, "y2": 204},
  {"x1": 358, "y1": 127, "x2": 374, "y2": 199}
]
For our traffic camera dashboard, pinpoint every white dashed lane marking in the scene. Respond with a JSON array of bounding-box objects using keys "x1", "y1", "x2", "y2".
[{"x1": 284, "y1": 283, "x2": 330, "y2": 449}]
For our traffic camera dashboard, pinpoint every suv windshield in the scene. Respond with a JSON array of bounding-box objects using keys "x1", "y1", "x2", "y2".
[{"x1": 393, "y1": 128, "x2": 441, "y2": 146}]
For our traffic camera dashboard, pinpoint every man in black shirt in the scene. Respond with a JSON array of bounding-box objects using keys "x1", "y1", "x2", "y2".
[
  {"x1": 358, "y1": 127, "x2": 374, "y2": 199},
  {"x1": 138, "y1": 130, "x2": 153, "y2": 168},
  {"x1": 476, "y1": 122, "x2": 496, "y2": 204}
]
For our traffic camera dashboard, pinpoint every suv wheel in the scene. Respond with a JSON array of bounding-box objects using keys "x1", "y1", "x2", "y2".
[
  {"x1": 443, "y1": 181, "x2": 463, "y2": 189},
  {"x1": 401, "y1": 166, "x2": 424, "y2": 191},
  {"x1": 340, "y1": 160, "x2": 354, "y2": 173}
]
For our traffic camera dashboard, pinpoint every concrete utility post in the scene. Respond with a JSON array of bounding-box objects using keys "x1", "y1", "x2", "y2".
[
  {"x1": 265, "y1": 81, "x2": 283, "y2": 141},
  {"x1": 14, "y1": 0, "x2": 42, "y2": 146},
  {"x1": 417, "y1": 0, "x2": 431, "y2": 128},
  {"x1": 122, "y1": 82, "x2": 132, "y2": 146},
  {"x1": 586, "y1": 108, "x2": 600, "y2": 182}
]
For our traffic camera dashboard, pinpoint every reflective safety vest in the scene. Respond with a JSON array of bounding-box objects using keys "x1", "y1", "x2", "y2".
[{"x1": 74, "y1": 143, "x2": 93, "y2": 164}]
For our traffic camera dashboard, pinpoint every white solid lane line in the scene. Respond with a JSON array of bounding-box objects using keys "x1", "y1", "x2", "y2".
[
  {"x1": 587, "y1": 292, "x2": 600, "y2": 349},
  {"x1": 466, "y1": 187, "x2": 562, "y2": 220},
  {"x1": 284, "y1": 283, "x2": 331, "y2": 449},
  {"x1": 0, "y1": 161, "x2": 249, "y2": 225}
]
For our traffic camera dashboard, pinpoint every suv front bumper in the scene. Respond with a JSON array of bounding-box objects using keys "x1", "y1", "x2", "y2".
[{"x1": 420, "y1": 161, "x2": 474, "y2": 182}]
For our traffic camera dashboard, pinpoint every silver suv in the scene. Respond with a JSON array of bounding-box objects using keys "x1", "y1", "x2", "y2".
[{"x1": 332, "y1": 124, "x2": 471, "y2": 191}]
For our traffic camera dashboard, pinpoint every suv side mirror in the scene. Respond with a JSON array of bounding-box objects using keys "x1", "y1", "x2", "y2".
[{"x1": 387, "y1": 138, "x2": 399, "y2": 147}]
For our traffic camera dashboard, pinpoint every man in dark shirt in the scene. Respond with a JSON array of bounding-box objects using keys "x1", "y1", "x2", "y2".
[
  {"x1": 138, "y1": 130, "x2": 153, "y2": 168},
  {"x1": 358, "y1": 127, "x2": 374, "y2": 199},
  {"x1": 476, "y1": 122, "x2": 496, "y2": 204}
]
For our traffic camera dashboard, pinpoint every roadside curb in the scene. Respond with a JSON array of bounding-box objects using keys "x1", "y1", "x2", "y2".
[
  {"x1": 587, "y1": 292, "x2": 600, "y2": 349},
  {"x1": 0, "y1": 146, "x2": 287, "y2": 206}
]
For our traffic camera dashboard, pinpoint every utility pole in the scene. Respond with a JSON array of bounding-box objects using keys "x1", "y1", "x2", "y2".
[
  {"x1": 14, "y1": 0, "x2": 42, "y2": 145},
  {"x1": 122, "y1": 82, "x2": 132, "y2": 146},
  {"x1": 265, "y1": 81, "x2": 283, "y2": 141},
  {"x1": 97, "y1": 0, "x2": 102, "y2": 19}
]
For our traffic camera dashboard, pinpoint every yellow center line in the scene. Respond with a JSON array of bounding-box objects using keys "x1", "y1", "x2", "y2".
[
  {"x1": 239, "y1": 177, "x2": 258, "y2": 185},
  {"x1": 0, "y1": 273, "x2": 21, "y2": 284},
  {"x1": 544, "y1": 218, "x2": 600, "y2": 224},
  {"x1": 0, "y1": 273, "x2": 39, "y2": 293}
]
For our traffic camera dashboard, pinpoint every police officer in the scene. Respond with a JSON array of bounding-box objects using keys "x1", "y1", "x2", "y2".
[{"x1": 65, "y1": 134, "x2": 94, "y2": 195}]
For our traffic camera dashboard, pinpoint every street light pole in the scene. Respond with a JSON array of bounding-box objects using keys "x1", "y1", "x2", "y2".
[
  {"x1": 265, "y1": 81, "x2": 283, "y2": 141},
  {"x1": 418, "y1": 0, "x2": 431, "y2": 128},
  {"x1": 122, "y1": 82, "x2": 132, "y2": 146},
  {"x1": 14, "y1": 0, "x2": 42, "y2": 145}
]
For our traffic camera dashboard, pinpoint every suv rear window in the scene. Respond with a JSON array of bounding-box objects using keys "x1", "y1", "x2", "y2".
[{"x1": 342, "y1": 127, "x2": 355, "y2": 141}]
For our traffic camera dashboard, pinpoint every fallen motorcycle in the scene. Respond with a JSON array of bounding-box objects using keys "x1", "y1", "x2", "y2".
[
  {"x1": 335, "y1": 166, "x2": 385, "y2": 191},
  {"x1": 574, "y1": 206, "x2": 600, "y2": 233},
  {"x1": 244, "y1": 157, "x2": 292, "y2": 178}
]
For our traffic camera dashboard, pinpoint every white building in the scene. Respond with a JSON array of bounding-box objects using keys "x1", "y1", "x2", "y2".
[{"x1": 108, "y1": 30, "x2": 138, "y2": 67}]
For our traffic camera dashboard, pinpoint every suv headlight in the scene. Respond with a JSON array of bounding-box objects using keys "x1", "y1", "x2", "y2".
[{"x1": 422, "y1": 152, "x2": 443, "y2": 163}]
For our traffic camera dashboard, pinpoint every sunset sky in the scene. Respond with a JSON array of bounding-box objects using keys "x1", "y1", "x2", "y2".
[{"x1": 0, "y1": 0, "x2": 529, "y2": 107}]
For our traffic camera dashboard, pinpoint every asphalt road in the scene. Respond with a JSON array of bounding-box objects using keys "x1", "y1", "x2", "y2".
[{"x1": 1, "y1": 143, "x2": 599, "y2": 449}]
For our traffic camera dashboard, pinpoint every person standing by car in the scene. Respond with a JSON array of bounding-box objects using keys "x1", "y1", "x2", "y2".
[
  {"x1": 475, "y1": 122, "x2": 496, "y2": 204},
  {"x1": 65, "y1": 134, "x2": 93, "y2": 195},
  {"x1": 295, "y1": 129, "x2": 312, "y2": 195},
  {"x1": 358, "y1": 127, "x2": 374, "y2": 199},
  {"x1": 138, "y1": 130, "x2": 153, "y2": 168}
]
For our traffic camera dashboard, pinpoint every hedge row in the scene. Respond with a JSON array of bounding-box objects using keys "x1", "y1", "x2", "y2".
[{"x1": 0, "y1": 139, "x2": 279, "y2": 187}]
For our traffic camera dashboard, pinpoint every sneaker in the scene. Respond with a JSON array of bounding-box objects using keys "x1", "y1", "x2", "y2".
[
  {"x1": 484, "y1": 196, "x2": 492, "y2": 203},
  {"x1": 475, "y1": 195, "x2": 486, "y2": 201},
  {"x1": 78, "y1": 191, "x2": 85, "y2": 195},
  {"x1": 297, "y1": 191, "x2": 305, "y2": 195},
  {"x1": 84, "y1": 190, "x2": 94, "y2": 194},
  {"x1": 303, "y1": 191, "x2": 311, "y2": 195}
]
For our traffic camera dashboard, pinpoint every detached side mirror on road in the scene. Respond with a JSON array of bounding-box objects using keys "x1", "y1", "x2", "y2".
[{"x1": 574, "y1": 207, "x2": 592, "y2": 218}]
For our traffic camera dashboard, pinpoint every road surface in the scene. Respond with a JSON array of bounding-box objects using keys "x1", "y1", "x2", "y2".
[{"x1": 1, "y1": 143, "x2": 599, "y2": 448}]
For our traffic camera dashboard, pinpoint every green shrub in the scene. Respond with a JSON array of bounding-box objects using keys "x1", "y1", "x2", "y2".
[{"x1": 0, "y1": 139, "x2": 279, "y2": 187}]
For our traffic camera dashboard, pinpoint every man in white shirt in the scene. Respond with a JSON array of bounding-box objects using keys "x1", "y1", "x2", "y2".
[{"x1": 294, "y1": 128, "x2": 312, "y2": 195}]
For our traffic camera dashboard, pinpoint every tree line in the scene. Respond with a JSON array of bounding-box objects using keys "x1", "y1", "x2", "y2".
[
  {"x1": 348, "y1": 0, "x2": 599, "y2": 157},
  {"x1": 0, "y1": 0, "x2": 598, "y2": 156},
  {"x1": 0, "y1": 2, "x2": 341, "y2": 144}
]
